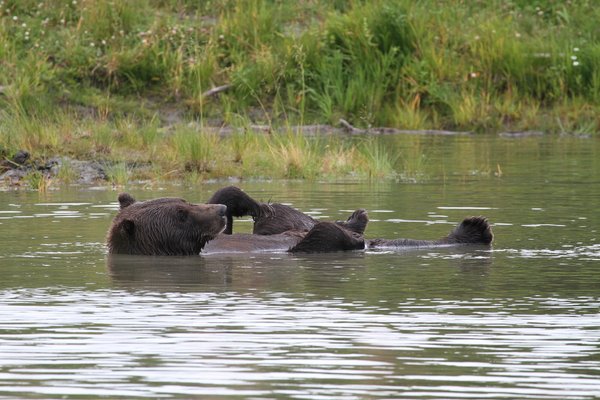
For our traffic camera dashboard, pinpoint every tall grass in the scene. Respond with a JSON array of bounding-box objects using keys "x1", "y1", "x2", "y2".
[
  {"x1": 104, "y1": 161, "x2": 131, "y2": 187},
  {"x1": 170, "y1": 127, "x2": 220, "y2": 173},
  {"x1": 1, "y1": 0, "x2": 600, "y2": 185},
  {"x1": 24, "y1": 170, "x2": 52, "y2": 192},
  {"x1": 356, "y1": 138, "x2": 399, "y2": 179},
  {"x1": 2, "y1": 0, "x2": 599, "y2": 132},
  {"x1": 266, "y1": 133, "x2": 321, "y2": 179},
  {"x1": 56, "y1": 157, "x2": 77, "y2": 184}
]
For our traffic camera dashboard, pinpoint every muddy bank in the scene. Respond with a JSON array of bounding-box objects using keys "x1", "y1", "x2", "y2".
[
  {"x1": 196, "y1": 120, "x2": 472, "y2": 137},
  {"x1": 1, "y1": 153, "x2": 108, "y2": 187}
]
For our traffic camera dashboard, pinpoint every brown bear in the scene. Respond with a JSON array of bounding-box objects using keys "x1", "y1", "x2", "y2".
[
  {"x1": 206, "y1": 185, "x2": 367, "y2": 235},
  {"x1": 107, "y1": 193, "x2": 367, "y2": 255},
  {"x1": 206, "y1": 186, "x2": 494, "y2": 248},
  {"x1": 107, "y1": 192, "x2": 493, "y2": 256},
  {"x1": 204, "y1": 209, "x2": 368, "y2": 254},
  {"x1": 106, "y1": 193, "x2": 228, "y2": 256},
  {"x1": 367, "y1": 216, "x2": 494, "y2": 248}
]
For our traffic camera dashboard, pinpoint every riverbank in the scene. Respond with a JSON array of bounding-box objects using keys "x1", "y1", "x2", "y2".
[
  {"x1": 1, "y1": 1, "x2": 599, "y2": 189},
  {"x1": 1, "y1": 123, "x2": 590, "y2": 191},
  {"x1": 0, "y1": 121, "x2": 452, "y2": 190}
]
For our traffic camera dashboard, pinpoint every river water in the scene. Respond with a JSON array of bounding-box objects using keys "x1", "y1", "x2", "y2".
[{"x1": 1, "y1": 134, "x2": 599, "y2": 399}]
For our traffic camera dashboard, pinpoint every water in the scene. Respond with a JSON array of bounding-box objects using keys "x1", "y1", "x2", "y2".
[{"x1": 1, "y1": 135, "x2": 599, "y2": 399}]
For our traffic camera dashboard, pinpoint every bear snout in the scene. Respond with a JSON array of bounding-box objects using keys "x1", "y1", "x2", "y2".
[{"x1": 216, "y1": 204, "x2": 227, "y2": 217}]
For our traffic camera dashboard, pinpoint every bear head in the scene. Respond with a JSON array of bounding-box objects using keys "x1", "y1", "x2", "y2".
[{"x1": 107, "y1": 193, "x2": 227, "y2": 256}]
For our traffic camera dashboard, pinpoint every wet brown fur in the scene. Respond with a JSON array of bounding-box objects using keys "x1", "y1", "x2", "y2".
[
  {"x1": 206, "y1": 186, "x2": 493, "y2": 250},
  {"x1": 107, "y1": 194, "x2": 227, "y2": 256},
  {"x1": 107, "y1": 193, "x2": 367, "y2": 255},
  {"x1": 207, "y1": 186, "x2": 367, "y2": 235},
  {"x1": 205, "y1": 209, "x2": 369, "y2": 253},
  {"x1": 368, "y1": 216, "x2": 493, "y2": 248},
  {"x1": 107, "y1": 191, "x2": 493, "y2": 256}
]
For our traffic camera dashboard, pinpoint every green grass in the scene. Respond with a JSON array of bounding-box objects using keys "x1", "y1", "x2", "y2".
[
  {"x1": 104, "y1": 161, "x2": 131, "y2": 187},
  {"x1": 1, "y1": 0, "x2": 600, "y2": 186},
  {"x1": 56, "y1": 157, "x2": 78, "y2": 183},
  {"x1": 356, "y1": 138, "x2": 399, "y2": 179},
  {"x1": 171, "y1": 126, "x2": 220, "y2": 173},
  {"x1": 23, "y1": 170, "x2": 51, "y2": 192}
]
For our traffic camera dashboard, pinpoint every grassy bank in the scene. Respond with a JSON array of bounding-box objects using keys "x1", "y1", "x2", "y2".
[{"x1": 1, "y1": 0, "x2": 599, "y2": 186}]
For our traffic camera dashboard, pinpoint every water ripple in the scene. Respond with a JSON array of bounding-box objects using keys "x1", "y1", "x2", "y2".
[
  {"x1": 0, "y1": 289, "x2": 598, "y2": 399},
  {"x1": 501, "y1": 244, "x2": 600, "y2": 260}
]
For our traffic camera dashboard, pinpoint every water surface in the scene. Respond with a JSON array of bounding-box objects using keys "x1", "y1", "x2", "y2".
[{"x1": 1, "y1": 134, "x2": 599, "y2": 399}]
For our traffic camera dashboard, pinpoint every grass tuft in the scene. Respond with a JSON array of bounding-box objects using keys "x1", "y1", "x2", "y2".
[
  {"x1": 104, "y1": 162, "x2": 131, "y2": 187},
  {"x1": 24, "y1": 170, "x2": 51, "y2": 192}
]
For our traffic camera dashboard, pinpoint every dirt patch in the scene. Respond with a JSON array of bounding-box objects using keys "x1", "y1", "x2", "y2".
[{"x1": 1, "y1": 156, "x2": 107, "y2": 188}]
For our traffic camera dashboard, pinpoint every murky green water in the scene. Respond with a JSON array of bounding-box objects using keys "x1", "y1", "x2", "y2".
[{"x1": 1, "y1": 135, "x2": 599, "y2": 399}]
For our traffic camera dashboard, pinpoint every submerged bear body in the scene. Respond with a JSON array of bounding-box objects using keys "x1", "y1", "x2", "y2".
[{"x1": 367, "y1": 216, "x2": 494, "y2": 249}]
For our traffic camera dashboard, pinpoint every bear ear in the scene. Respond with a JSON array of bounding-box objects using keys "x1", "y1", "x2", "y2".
[
  {"x1": 121, "y1": 219, "x2": 135, "y2": 236},
  {"x1": 118, "y1": 193, "x2": 136, "y2": 209}
]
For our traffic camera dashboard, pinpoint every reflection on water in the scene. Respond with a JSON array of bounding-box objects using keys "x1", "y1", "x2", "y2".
[
  {"x1": 501, "y1": 244, "x2": 600, "y2": 260},
  {"x1": 1, "y1": 135, "x2": 600, "y2": 399}
]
